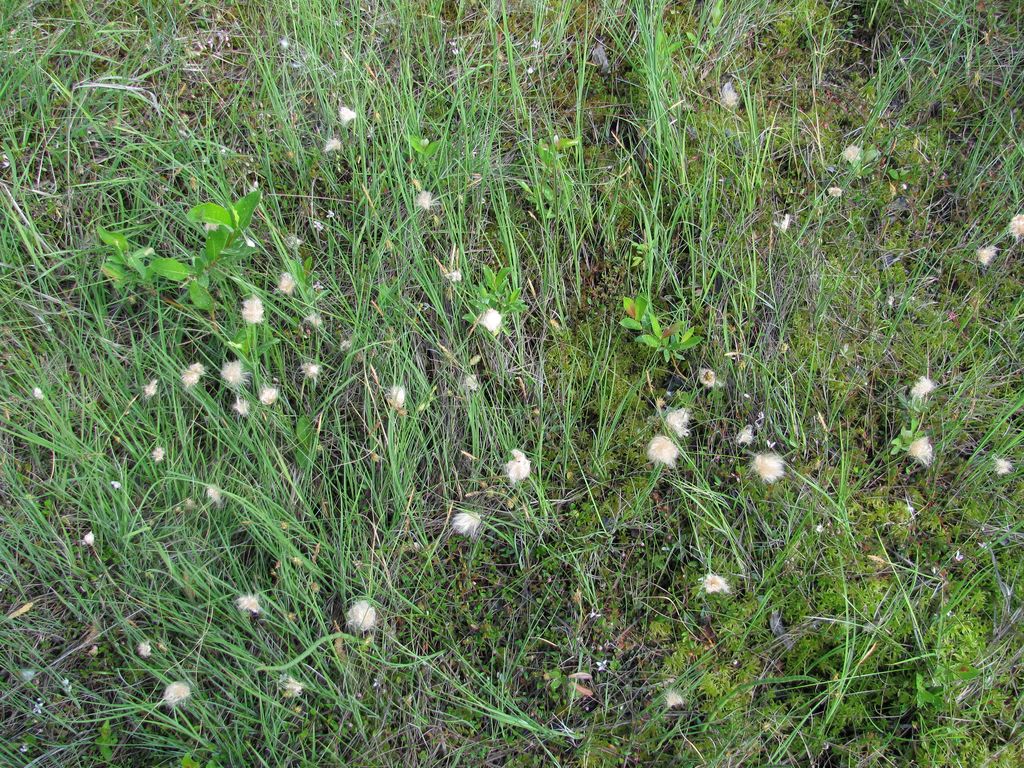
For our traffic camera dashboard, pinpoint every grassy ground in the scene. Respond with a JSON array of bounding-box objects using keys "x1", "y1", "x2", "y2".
[{"x1": 2, "y1": 0, "x2": 1023, "y2": 765}]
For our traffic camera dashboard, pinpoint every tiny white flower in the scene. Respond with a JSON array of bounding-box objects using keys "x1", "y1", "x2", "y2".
[
  {"x1": 698, "y1": 368, "x2": 719, "y2": 389},
  {"x1": 664, "y1": 409, "x2": 690, "y2": 439},
  {"x1": 220, "y1": 360, "x2": 248, "y2": 388},
  {"x1": 259, "y1": 386, "x2": 279, "y2": 406},
  {"x1": 338, "y1": 105, "x2": 357, "y2": 126},
  {"x1": 451, "y1": 511, "x2": 482, "y2": 538},
  {"x1": 752, "y1": 452, "x2": 786, "y2": 483},
  {"x1": 976, "y1": 245, "x2": 997, "y2": 266},
  {"x1": 142, "y1": 379, "x2": 159, "y2": 399},
  {"x1": 505, "y1": 449, "x2": 532, "y2": 483},
  {"x1": 235, "y1": 594, "x2": 261, "y2": 615},
  {"x1": 241, "y1": 296, "x2": 264, "y2": 324},
  {"x1": 910, "y1": 376, "x2": 936, "y2": 403},
  {"x1": 702, "y1": 573, "x2": 731, "y2": 594},
  {"x1": 206, "y1": 485, "x2": 224, "y2": 506},
  {"x1": 993, "y1": 457, "x2": 1012, "y2": 476},
  {"x1": 462, "y1": 373, "x2": 480, "y2": 392},
  {"x1": 908, "y1": 436, "x2": 934, "y2": 466},
  {"x1": 444, "y1": 269, "x2": 463, "y2": 283},
  {"x1": 415, "y1": 190, "x2": 435, "y2": 212},
  {"x1": 842, "y1": 144, "x2": 862, "y2": 164},
  {"x1": 32, "y1": 387, "x2": 44, "y2": 400},
  {"x1": 151, "y1": 446, "x2": 165, "y2": 463},
  {"x1": 300, "y1": 362, "x2": 321, "y2": 380},
  {"x1": 110, "y1": 480, "x2": 121, "y2": 490},
  {"x1": 827, "y1": 186, "x2": 843, "y2": 198},
  {"x1": 1010, "y1": 214, "x2": 1024, "y2": 239},
  {"x1": 162, "y1": 681, "x2": 191, "y2": 708},
  {"x1": 137, "y1": 640, "x2": 152, "y2": 659},
  {"x1": 647, "y1": 435, "x2": 679, "y2": 467},
  {"x1": 323, "y1": 138, "x2": 342, "y2": 153},
  {"x1": 720, "y1": 81, "x2": 739, "y2": 109},
  {"x1": 232, "y1": 397, "x2": 250, "y2": 417},
  {"x1": 346, "y1": 599, "x2": 377, "y2": 632},
  {"x1": 736, "y1": 425, "x2": 754, "y2": 446},
  {"x1": 82, "y1": 531, "x2": 95, "y2": 547},
  {"x1": 478, "y1": 308, "x2": 503, "y2": 335},
  {"x1": 277, "y1": 272, "x2": 297, "y2": 295},
  {"x1": 281, "y1": 676, "x2": 304, "y2": 698},
  {"x1": 386, "y1": 385, "x2": 406, "y2": 411},
  {"x1": 181, "y1": 363, "x2": 206, "y2": 389}
]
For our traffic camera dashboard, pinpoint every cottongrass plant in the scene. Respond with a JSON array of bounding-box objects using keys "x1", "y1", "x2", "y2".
[
  {"x1": 162, "y1": 681, "x2": 191, "y2": 709},
  {"x1": 647, "y1": 435, "x2": 678, "y2": 467},
  {"x1": 751, "y1": 452, "x2": 785, "y2": 483},
  {"x1": 505, "y1": 449, "x2": 531, "y2": 483},
  {"x1": 346, "y1": 600, "x2": 377, "y2": 633}
]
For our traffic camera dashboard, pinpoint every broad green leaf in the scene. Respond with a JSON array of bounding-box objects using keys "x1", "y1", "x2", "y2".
[
  {"x1": 188, "y1": 281, "x2": 214, "y2": 309},
  {"x1": 148, "y1": 258, "x2": 192, "y2": 281},
  {"x1": 620, "y1": 317, "x2": 643, "y2": 331},
  {"x1": 637, "y1": 334, "x2": 661, "y2": 348},
  {"x1": 97, "y1": 226, "x2": 128, "y2": 255},
  {"x1": 675, "y1": 335, "x2": 702, "y2": 351},
  {"x1": 233, "y1": 189, "x2": 261, "y2": 230},
  {"x1": 205, "y1": 228, "x2": 228, "y2": 261},
  {"x1": 101, "y1": 260, "x2": 128, "y2": 284},
  {"x1": 187, "y1": 202, "x2": 233, "y2": 229}
]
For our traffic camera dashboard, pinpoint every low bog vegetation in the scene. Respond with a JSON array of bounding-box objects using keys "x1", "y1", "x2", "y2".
[{"x1": 1, "y1": 0, "x2": 1022, "y2": 766}]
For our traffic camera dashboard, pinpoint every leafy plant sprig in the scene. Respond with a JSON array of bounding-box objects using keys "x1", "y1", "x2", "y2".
[
  {"x1": 97, "y1": 190, "x2": 261, "y2": 310},
  {"x1": 462, "y1": 265, "x2": 527, "y2": 330},
  {"x1": 620, "y1": 295, "x2": 701, "y2": 362}
]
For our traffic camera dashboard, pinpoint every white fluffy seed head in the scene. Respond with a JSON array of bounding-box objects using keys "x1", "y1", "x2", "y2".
[
  {"x1": 386, "y1": 385, "x2": 406, "y2": 411},
  {"x1": 82, "y1": 531, "x2": 95, "y2": 547},
  {"x1": 304, "y1": 312, "x2": 323, "y2": 328},
  {"x1": 462, "y1": 373, "x2": 479, "y2": 392},
  {"x1": 338, "y1": 105, "x2": 357, "y2": 126},
  {"x1": 323, "y1": 138, "x2": 342, "y2": 153},
  {"x1": 143, "y1": 379, "x2": 159, "y2": 399},
  {"x1": 235, "y1": 594, "x2": 261, "y2": 615},
  {"x1": 445, "y1": 269, "x2": 462, "y2": 283},
  {"x1": 281, "y1": 676, "x2": 304, "y2": 698},
  {"x1": 32, "y1": 386, "x2": 44, "y2": 400},
  {"x1": 505, "y1": 449, "x2": 531, "y2": 483},
  {"x1": 300, "y1": 362, "x2": 321, "y2": 380},
  {"x1": 346, "y1": 600, "x2": 376, "y2": 633},
  {"x1": 220, "y1": 360, "x2": 248, "y2": 388},
  {"x1": 774, "y1": 213, "x2": 793, "y2": 232},
  {"x1": 752, "y1": 452, "x2": 786, "y2": 483},
  {"x1": 993, "y1": 457, "x2": 1012, "y2": 476},
  {"x1": 278, "y1": 272, "x2": 297, "y2": 295},
  {"x1": 206, "y1": 485, "x2": 223, "y2": 506},
  {"x1": 664, "y1": 408, "x2": 690, "y2": 438},
  {"x1": 827, "y1": 186, "x2": 843, "y2": 198},
  {"x1": 259, "y1": 386, "x2": 279, "y2": 406},
  {"x1": 698, "y1": 368, "x2": 718, "y2": 388},
  {"x1": 241, "y1": 296, "x2": 264, "y2": 324},
  {"x1": 151, "y1": 446, "x2": 165, "y2": 463},
  {"x1": 162, "y1": 681, "x2": 191, "y2": 708},
  {"x1": 415, "y1": 190, "x2": 435, "y2": 212},
  {"x1": 720, "y1": 81, "x2": 739, "y2": 109},
  {"x1": 702, "y1": 573, "x2": 731, "y2": 594},
  {"x1": 181, "y1": 363, "x2": 205, "y2": 389},
  {"x1": 478, "y1": 309, "x2": 503, "y2": 335},
  {"x1": 452, "y1": 511, "x2": 482, "y2": 538},
  {"x1": 908, "y1": 436, "x2": 934, "y2": 466},
  {"x1": 137, "y1": 640, "x2": 152, "y2": 659},
  {"x1": 736, "y1": 425, "x2": 754, "y2": 446},
  {"x1": 647, "y1": 435, "x2": 679, "y2": 467},
  {"x1": 976, "y1": 245, "x2": 997, "y2": 266},
  {"x1": 842, "y1": 144, "x2": 862, "y2": 163},
  {"x1": 665, "y1": 689, "x2": 685, "y2": 709},
  {"x1": 233, "y1": 397, "x2": 250, "y2": 417},
  {"x1": 1010, "y1": 213, "x2": 1024, "y2": 239},
  {"x1": 910, "y1": 376, "x2": 936, "y2": 402}
]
